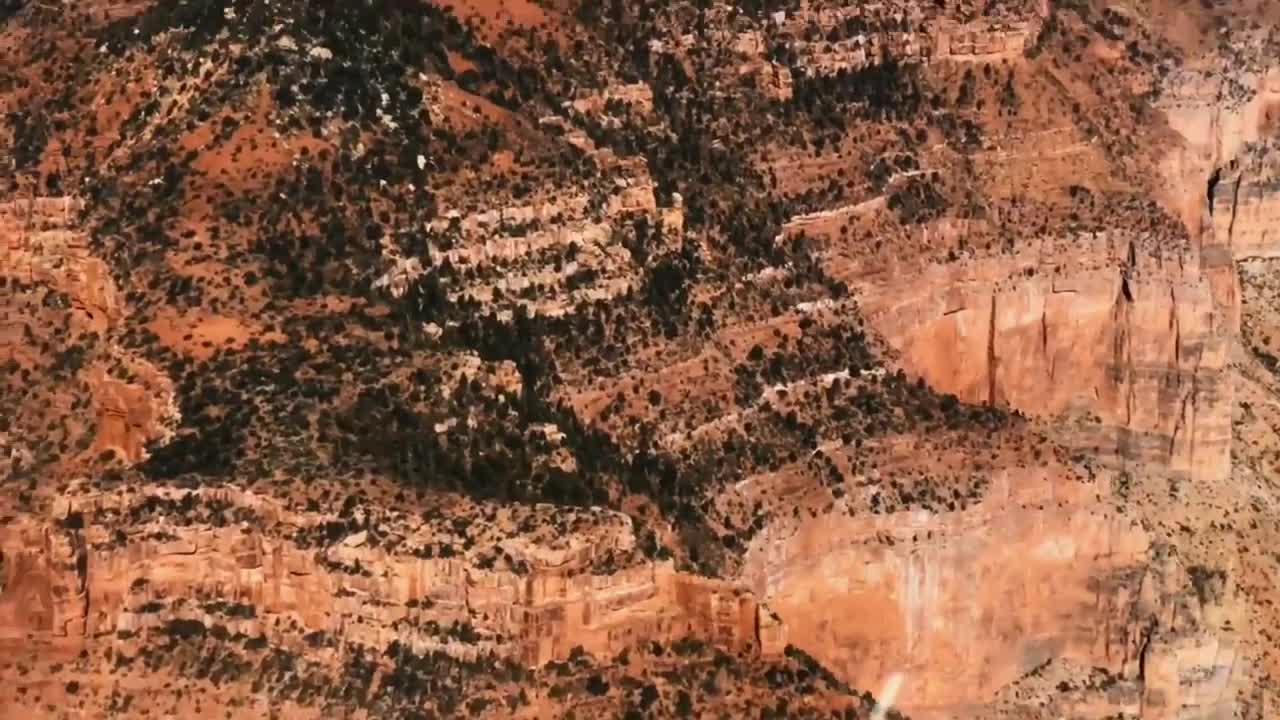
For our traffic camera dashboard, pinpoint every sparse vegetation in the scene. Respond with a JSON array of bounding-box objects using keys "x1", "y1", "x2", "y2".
[{"x1": 5, "y1": 0, "x2": 1276, "y2": 717}]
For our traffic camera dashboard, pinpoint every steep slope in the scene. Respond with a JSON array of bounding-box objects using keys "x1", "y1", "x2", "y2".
[{"x1": 1, "y1": 0, "x2": 1279, "y2": 718}]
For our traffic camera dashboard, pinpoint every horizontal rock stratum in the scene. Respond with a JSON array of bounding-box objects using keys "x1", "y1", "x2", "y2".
[{"x1": 2, "y1": 0, "x2": 1280, "y2": 718}]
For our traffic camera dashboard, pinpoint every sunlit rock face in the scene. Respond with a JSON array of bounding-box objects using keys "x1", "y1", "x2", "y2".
[
  {"x1": 3, "y1": 0, "x2": 1280, "y2": 718},
  {"x1": 737, "y1": 8, "x2": 1280, "y2": 717},
  {"x1": 738, "y1": 457, "x2": 1246, "y2": 719},
  {"x1": 843, "y1": 232, "x2": 1230, "y2": 482},
  {"x1": 0, "y1": 486, "x2": 772, "y2": 665}
]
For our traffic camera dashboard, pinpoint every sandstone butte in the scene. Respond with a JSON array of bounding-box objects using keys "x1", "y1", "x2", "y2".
[{"x1": 2, "y1": 0, "x2": 1280, "y2": 718}]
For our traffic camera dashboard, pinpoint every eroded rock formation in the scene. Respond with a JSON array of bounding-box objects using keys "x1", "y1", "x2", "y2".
[
  {"x1": 0, "y1": 197, "x2": 178, "y2": 468},
  {"x1": 739, "y1": 462, "x2": 1246, "y2": 718},
  {"x1": 838, "y1": 231, "x2": 1232, "y2": 481},
  {"x1": 3, "y1": 0, "x2": 1280, "y2": 718},
  {"x1": 0, "y1": 487, "x2": 771, "y2": 666}
]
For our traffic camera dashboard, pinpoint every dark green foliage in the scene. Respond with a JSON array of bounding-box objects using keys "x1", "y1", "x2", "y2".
[
  {"x1": 869, "y1": 153, "x2": 919, "y2": 192},
  {"x1": 791, "y1": 56, "x2": 924, "y2": 122},
  {"x1": 586, "y1": 674, "x2": 610, "y2": 696},
  {"x1": 1254, "y1": 348, "x2": 1280, "y2": 375},
  {"x1": 1000, "y1": 71, "x2": 1019, "y2": 114},
  {"x1": 888, "y1": 175, "x2": 949, "y2": 224},
  {"x1": 5, "y1": 110, "x2": 48, "y2": 170},
  {"x1": 1187, "y1": 565, "x2": 1227, "y2": 606},
  {"x1": 0, "y1": 0, "x2": 24, "y2": 21},
  {"x1": 202, "y1": 601, "x2": 257, "y2": 619},
  {"x1": 139, "y1": 354, "x2": 267, "y2": 479},
  {"x1": 643, "y1": 245, "x2": 701, "y2": 335},
  {"x1": 956, "y1": 68, "x2": 977, "y2": 107},
  {"x1": 166, "y1": 619, "x2": 207, "y2": 639}
]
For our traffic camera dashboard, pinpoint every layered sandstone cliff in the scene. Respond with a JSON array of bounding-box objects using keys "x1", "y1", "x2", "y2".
[
  {"x1": 738, "y1": 460, "x2": 1247, "y2": 719},
  {"x1": 726, "y1": 5, "x2": 1280, "y2": 716},
  {"x1": 833, "y1": 231, "x2": 1232, "y2": 482},
  {"x1": 3, "y1": 0, "x2": 1280, "y2": 718},
  {"x1": 0, "y1": 486, "x2": 774, "y2": 668}
]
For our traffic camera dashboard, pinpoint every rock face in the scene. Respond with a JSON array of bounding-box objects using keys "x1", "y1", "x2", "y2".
[
  {"x1": 740, "y1": 463, "x2": 1246, "y2": 719},
  {"x1": 0, "y1": 487, "x2": 771, "y2": 667},
  {"x1": 726, "y1": 0, "x2": 1046, "y2": 75},
  {"x1": 1212, "y1": 143, "x2": 1280, "y2": 262},
  {"x1": 3, "y1": 0, "x2": 1280, "y2": 718},
  {"x1": 738, "y1": 3, "x2": 1280, "y2": 716},
  {"x1": 840, "y1": 232, "x2": 1232, "y2": 482},
  {"x1": 1158, "y1": 67, "x2": 1280, "y2": 234},
  {"x1": 787, "y1": 63, "x2": 1278, "y2": 720},
  {"x1": 812, "y1": 36, "x2": 1280, "y2": 494},
  {"x1": 0, "y1": 197, "x2": 115, "y2": 330}
]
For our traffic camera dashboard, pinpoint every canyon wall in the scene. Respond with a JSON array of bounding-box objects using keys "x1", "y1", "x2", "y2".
[
  {"x1": 723, "y1": 4, "x2": 1045, "y2": 77},
  {"x1": 819, "y1": 64, "x2": 1280, "y2": 487},
  {"x1": 2, "y1": 3, "x2": 1277, "y2": 718},
  {"x1": 740, "y1": 465, "x2": 1247, "y2": 720},
  {"x1": 1158, "y1": 67, "x2": 1280, "y2": 351},
  {"x1": 836, "y1": 232, "x2": 1231, "y2": 482},
  {"x1": 1212, "y1": 143, "x2": 1280, "y2": 262},
  {"x1": 1158, "y1": 67, "x2": 1280, "y2": 225},
  {"x1": 749, "y1": 44, "x2": 1280, "y2": 720},
  {"x1": 0, "y1": 487, "x2": 773, "y2": 668}
]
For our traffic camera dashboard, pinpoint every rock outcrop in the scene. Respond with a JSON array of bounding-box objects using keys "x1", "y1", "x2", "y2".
[
  {"x1": 417, "y1": 152, "x2": 677, "y2": 319},
  {"x1": 739, "y1": 463, "x2": 1246, "y2": 719},
  {"x1": 0, "y1": 197, "x2": 178, "y2": 467},
  {"x1": 1204, "y1": 140, "x2": 1280, "y2": 269},
  {"x1": 833, "y1": 231, "x2": 1232, "y2": 482},
  {"x1": 0, "y1": 486, "x2": 774, "y2": 667},
  {"x1": 722, "y1": 0, "x2": 1046, "y2": 76},
  {"x1": 3, "y1": 0, "x2": 1280, "y2": 718}
]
